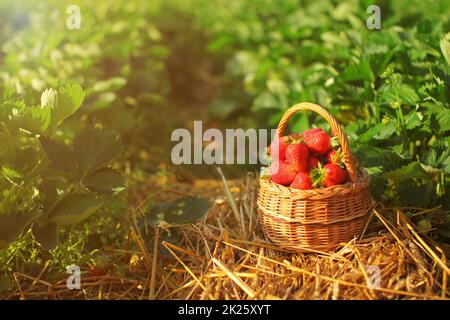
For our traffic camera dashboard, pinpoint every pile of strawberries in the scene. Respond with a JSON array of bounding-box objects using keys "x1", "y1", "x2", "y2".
[{"x1": 268, "y1": 128, "x2": 348, "y2": 190}]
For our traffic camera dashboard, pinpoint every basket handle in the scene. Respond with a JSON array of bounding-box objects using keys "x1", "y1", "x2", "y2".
[{"x1": 276, "y1": 102, "x2": 358, "y2": 182}]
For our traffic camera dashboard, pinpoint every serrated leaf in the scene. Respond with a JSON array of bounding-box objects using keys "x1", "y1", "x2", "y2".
[
  {"x1": 380, "y1": 84, "x2": 419, "y2": 106},
  {"x1": 0, "y1": 212, "x2": 35, "y2": 249},
  {"x1": 354, "y1": 143, "x2": 384, "y2": 171},
  {"x1": 142, "y1": 197, "x2": 211, "y2": 226},
  {"x1": 381, "y1": 161, "x2": 431, "y2": 182},
  {"x1": 429, "y1": 106, "x2": 450, "y2": 133},
  {"x1": 342, "y1": 59, "x2": 374, "y2": 82},
  {"x1": 423, "y1": 141, "x2": 450, "y2": 173},
  {"x1": 48, "y1": 193, "x2": 102, "y2": 226},
  {"x1": 358, "y1": 122, "x2": 396, "y2": 142},
  {"x1": 14, "y1": 147, "x2": 41, "y2": 173},
  {"x1": 51, "y1": 83, "x2": 85, "y2": 128},
  {"x1": 405, "y1": 111, "x2": 421, "y2": 130},
  {"x1": 420, "y1": 163, "x2": 442, "y2": 175},
  {"x1": 0, "y1": 100, "x2": 22, "y2": 134},
  {"x1": 83, "y1": 168, "x2": 125, "y2": 195},
  {"x1": 38, "y1": 180, "x2": 60, "y2": 214},
  {"x1": 14, "y1": 105, "x2": 52, "y2": 134},
  {"x1": 41, "y1": 88, "x2": 57, "y2": 109},
  {"x1": 440, "y1": 33, "x2": 450, "y2": 65},
  {"x1": 32, "y1": 223, "x2": 58, "y2": 250},
  {"x1": 40, "y1": 137, "x2": 77, "y2": 175},
  {"x1": 73, "y1": 128, "x2": 122, "y2": 178}
]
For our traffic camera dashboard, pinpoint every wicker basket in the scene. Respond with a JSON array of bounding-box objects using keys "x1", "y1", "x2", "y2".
[{"x1": 257, "y1": 102, "x2": 373, "y2": 252}]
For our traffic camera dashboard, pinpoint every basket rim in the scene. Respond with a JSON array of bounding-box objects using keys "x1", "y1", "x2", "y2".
[{"x1": 260, "y1": 167, "x2": 370, "y2": 198}]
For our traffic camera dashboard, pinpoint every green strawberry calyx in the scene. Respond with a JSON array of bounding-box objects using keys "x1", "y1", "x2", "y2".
[
  {"x1": 330, "y1": 136, "x2": 340, "y2": 149},
  {"x1": 311, "y1": 162, "x2": 325, "y2": 188}
]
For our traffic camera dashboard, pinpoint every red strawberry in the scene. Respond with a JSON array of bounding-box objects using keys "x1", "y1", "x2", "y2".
[
  {"x1": 308, "y1": 156, "x2": 320, "y2": 169},
  {"x1": 269, "y1": 135, "x2": 289, "y2": 160},
  {"x1": 302, "y1": 128, "x2": 322, "y2": 139},
  {"x1": 311, "y1": 163, "x2": 348, "y2": 188},
  {"x1": 290, "y1": 171, "x2": 313, "y2": 190},
  {"x1": 269, "y1": 161, "x2": 297, "y2": 185},
  {"x1": 325, "y1": 149, "x2": 344, "y2": 166},
  {"x1": 302, "y1": 128, "x2": 331, "y2": 155},
  {"x1": 285, "y1": 143, "x2": 309, "y2": 171},
  {"x1": 323, "y1": 164, "x2": 348, "y2": 187}
]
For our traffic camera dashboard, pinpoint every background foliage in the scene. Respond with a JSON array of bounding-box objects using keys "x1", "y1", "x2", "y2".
[{"x1": 187, "y1": 0, "x2": 450, "y2": 208}]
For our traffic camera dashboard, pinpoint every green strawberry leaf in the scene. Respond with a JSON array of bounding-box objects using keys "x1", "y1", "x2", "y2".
[
  {"x1": 423, "y1": 139, "x2": 450, "y2": 173},
  {"x1": 381, "y1": 161, "x2": 431, "y2": 182},
  {"x1": 439, "y1": 33, "x2": 450, "y2": 65},
  {"x1": 51, "y1": 83, "x2": 85, "y2": 128},
  {"x1": 404, "y1": 111, "x2": 421, "y2": 130},
  {"x1": 427, "y1": 105, "x2": 450, "y2": 133},
  {"x1": 0, "y1": 100, "x2": 22, "y2": 134},
  {"x1": 39, "y1": 137, "x2": 77, "y2": 175},
  {"x1": 83, "y1": 168, "x2": 125, "y2": 195},
  {"x1": 14, "y1": 105, "x2": 52, "y2": 134},
  {"x1": 342, "y1": 59, "x2": 374, "y2": 82},
  {"x1": 0, "y1": 212, "x2": 36, "y2": 249},
  {"x1": 141, "y1": 197, "x2": 211, "y2": 226},
  {"x1": 31, "y1": 223, "x2": 58, "y2": 251},
  {"x1": 73, "y1": 127, "x2": 123, "y2": 178},
  {"x1": 48, "y1": 193, "x2": 102, "y2": 226},
  {"x1": 40, "y1": 88, "x2": 57, "y2": 109},
  {"x1": 358, "y1": 122, "x2": 396, "y2": 143},
  {"x1": 38, "y1": 180, "x2": 60, "y2": 214},
  {"x1": 380, "y1": 84, "x2": 419, "y2": 106}
]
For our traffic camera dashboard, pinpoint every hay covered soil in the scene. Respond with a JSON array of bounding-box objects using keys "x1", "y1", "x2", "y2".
[{"x1": 7, "y1": 174, "x2": 450, "y2": 300}]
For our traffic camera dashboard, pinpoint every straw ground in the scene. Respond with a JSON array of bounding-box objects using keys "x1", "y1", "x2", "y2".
[{"x1": 4, "y1": 173, "x2": 449, "y2": 300}]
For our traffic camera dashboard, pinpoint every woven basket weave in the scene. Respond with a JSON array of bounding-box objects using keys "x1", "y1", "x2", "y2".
[{"x1": 257, "y1": 102, "x2": 373, "y2": 252}]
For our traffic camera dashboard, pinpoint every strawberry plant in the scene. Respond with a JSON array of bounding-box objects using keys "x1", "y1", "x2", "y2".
[
  {"x1": 0, "y1": 0, "x2": 173, "y2": 169},
  {"x1": 0, "y1": 83, "x2": 125, "y2": 250}
]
